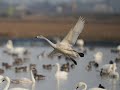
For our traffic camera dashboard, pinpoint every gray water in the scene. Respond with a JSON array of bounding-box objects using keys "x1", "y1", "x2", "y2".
[{"x1": 0, "y1": 46, "x2": 120, "y2": 90}]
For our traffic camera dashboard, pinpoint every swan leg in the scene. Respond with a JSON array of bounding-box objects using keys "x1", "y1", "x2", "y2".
[
  {"x1": 70, "y1": 58, "x2": 77, "y2": 65},
  {"x1": 67, "y1": 56, "x2": 77, "y2": 65}
]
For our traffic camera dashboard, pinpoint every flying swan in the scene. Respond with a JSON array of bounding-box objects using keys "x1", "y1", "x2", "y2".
[{"x1": 36, "y1": 16, "x2": 85, "y2": 65}]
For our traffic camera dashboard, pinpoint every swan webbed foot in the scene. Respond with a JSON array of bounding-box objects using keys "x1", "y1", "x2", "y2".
[{"x1": 78, "y1": 53, "x2": 84, "y2": 57}]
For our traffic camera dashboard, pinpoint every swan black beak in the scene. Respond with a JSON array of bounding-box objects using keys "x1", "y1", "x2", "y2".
[
  {"x1": 76, "y1": 86, "x2": 79, "y2": 89},
  {"x1": 78, "y1": 53, "x2": 84, "y2": 57},
  {"x1": 2, "y1": 79, "x2": 5, "y2": 82}
]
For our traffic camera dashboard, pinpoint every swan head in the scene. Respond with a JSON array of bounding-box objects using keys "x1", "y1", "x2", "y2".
[
  {"x1": 36, "y1": 35, "x2": 44, "y2": 39},
  {"x1": 76, "y1": 82, "x2": 87, "y2": 90},
  {"x1": 0, "y1": 75, "x2": 5, "y2": 84}
]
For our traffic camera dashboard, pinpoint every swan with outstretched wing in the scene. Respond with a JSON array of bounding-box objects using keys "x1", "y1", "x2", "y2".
[{"x1": 36, "y1": 16, "x2": 85, "y2": 65}]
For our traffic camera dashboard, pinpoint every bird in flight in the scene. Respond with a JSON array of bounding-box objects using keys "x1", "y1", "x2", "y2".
[{"x1": 36, "y1": 16, "x2": 85, "y2": 65}]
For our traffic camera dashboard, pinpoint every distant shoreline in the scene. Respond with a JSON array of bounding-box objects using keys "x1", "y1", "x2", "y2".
[{"x1": 0, "y1": 16, "x2": 120, "y2": 42}]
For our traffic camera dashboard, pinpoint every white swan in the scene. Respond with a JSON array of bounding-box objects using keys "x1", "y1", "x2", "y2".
[
  {"x1": 36, "y1": 16, "x2": 85, "y2": 65},
  {"x1": 11, "y1": 69, "x2": 35, "y2": 84},
  {"x1": 76, "y1": 82, "x2": 106, "y2": 90},
  {"x1": 117, "y1": 45, "x2": 120, "y2": 52},
  {"x1": 5, "y1": 40, "x2": 28, "y2": 56},
  {"x1": 55, "y1": 63, "x2": 68, "y2": 80},
  {"x1": 100, "y1": 63, "x2": 117, "y2": 75},
  {"x1": 109, "y1": 70, "x2": 119, "y2": 79},
  {"x1": 94, "y1": 52, "x2": 103, "y2": 64},
  {"x1": 55, "y1": 63, "x2": 68, "y2": 90},
  {"x1": 0, "y1": 70, "x2": 35, "y2": 90},
  {"x1": 76, "y1": 39, "x2": 85, "y2": 52}
]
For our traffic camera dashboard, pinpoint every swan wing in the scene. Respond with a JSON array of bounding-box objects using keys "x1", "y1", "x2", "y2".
[
  {"x1": 48, "y1": 49, "x2": 62, "y2": 57},
  {"x1": 61, "y1": 16, "x2": 85, "y2": 46}
]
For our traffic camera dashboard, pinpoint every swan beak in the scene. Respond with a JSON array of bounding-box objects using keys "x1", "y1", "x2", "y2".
[
  {"x1": 2, "y1": 79, "x2": 5, "y2": 82},
  {"x1": 76, "y1": 86, "x2": 79, "y2": 89}
]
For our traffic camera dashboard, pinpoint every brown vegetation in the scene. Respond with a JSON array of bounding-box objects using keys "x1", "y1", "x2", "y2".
[{"x1": 0, "y1": 16, "x2": 120, "y2": 41}]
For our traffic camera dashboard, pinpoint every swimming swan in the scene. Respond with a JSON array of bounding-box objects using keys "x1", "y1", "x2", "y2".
[
  {"x1": 55, "y1": 63, "x2": 68, "y2": 90},
  {"x1": 11, "y1": 69, "x2": 35, "y2": 84},
  {"x1": 55, "y1": 63, "x2": 68, "y2": 80},
  {"x1": 0, "y1": 70, "x2": 35, "y2": 90},
  {"x1": 5, "y1": 40, "x2": 28, "y2": 55},
  {"x1": 100, "y1": 63, "x2": 117, "y2": 76},
  {"x1": 76, "y1": 82, "x2": 106, "y2": 90},
  {"x1": 36, "y1": 16, "x2": 85, "y2": 65}
]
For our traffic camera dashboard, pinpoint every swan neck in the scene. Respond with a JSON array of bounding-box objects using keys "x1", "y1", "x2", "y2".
[
  {"x1": 113, "y1": 63, "x2": 117, "y2": 71},
  {"x1": 82, "y1": 83, "x2": 87, "y2": 90},
  {"x1": 32, "y1": 83, "x2": 35, "y2": 90},
  {"x1": 31, "y1": 70, "x2": 35, "y2": 84},
  {"x1": 4, "y1": 76, "x2": 10, "y2": 90},
  {"x1": 42, "y1": 37, "x2": 56, "y2": 48},
  {"x1": 57, "y1": 64, "x2": 60, "y2": 72}
]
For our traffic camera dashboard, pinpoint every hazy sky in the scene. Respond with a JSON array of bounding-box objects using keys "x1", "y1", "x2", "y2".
[{"x1": 2, "y1": 0, "x2": 120, "y2": 13}]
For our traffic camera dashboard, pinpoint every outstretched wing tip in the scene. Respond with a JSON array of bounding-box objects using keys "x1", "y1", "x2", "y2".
[{"x1": 79, "y1": 16, "x2": 85, "y2": 23}]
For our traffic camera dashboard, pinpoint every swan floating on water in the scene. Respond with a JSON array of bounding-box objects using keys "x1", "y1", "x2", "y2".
[
  {"x1": 0, "y1": 70, "x2": 35, "y2": 90},
  {"x1": 76, "y1": 39, "x2": 86, "y2": 52},
  {"x1": 55, "y1": 63, "x2": 68, "y2": 80},
  {"x1": 100, "y1": 63, "x2": 117, "y2": 76},
  {"x1": 55, "y1": 63, "x2": 68, "y2": 90},
  {"x1": 36, "y1": 16, "x2": 85, "y2": 65},
  {"x1": 11, "y1": 69, "x2": 35, "y2": 84},
  {"x1": 76, "y1": 82, "x2": 106, "y2": 90},
  {"x1": 94, "y1": 52, "x2": 103, "y2": 64},
  {"x1": 5, "y1": 40, "x2": 28, "y2": 56}
]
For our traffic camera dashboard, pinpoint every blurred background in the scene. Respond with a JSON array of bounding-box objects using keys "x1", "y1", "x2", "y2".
[
  {"x1": 0, "y1": 0, "x2": 120, "y2": 44},
  {"x1": 0, "y1": 1, "x2": 120, "y2": 90}
]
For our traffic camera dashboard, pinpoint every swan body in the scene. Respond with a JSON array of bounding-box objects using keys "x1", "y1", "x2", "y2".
[
  {"x1": 94, "y1": 52, "x2": 103, "y2": 64},
  {"x1": 11, "y1": 78, "x2": 32, "y2": 84},
  {"x1": 37, "y1": 17, "x2": 85, "y2": 65},
  {"x1": 109, "y1": 71, "x2": 119, "y2": 79},
  {"x1": 55, "y1": 63, "x2": 68, "y2": 80},
  {"x1": 76, "y1": 39, "x2": 85, "y2": 52},
  {"x1": 100, "y1": 63, "x2": 117, "y2": 75},
  {"x1": 77, "y1": 39, "x2": 84, "y2": 47},
  {"x1": 76, "y1": 82, "x2": 106, "y2": 90},
  {"x1": 5, "y1": 40, "x2": 28, "y2": 55},
  {"x1": 0, "y1": 70, "x2": 35, "y2": 90},
  {"x1": 117, "y1": 45, "x2": 120, "y2": 51}
]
